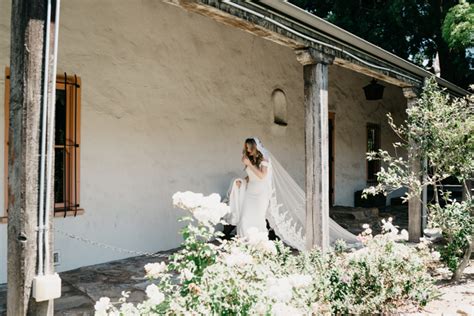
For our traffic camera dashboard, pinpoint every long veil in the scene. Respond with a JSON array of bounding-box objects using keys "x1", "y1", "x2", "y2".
[{"x1": 266, "y1": 152, "x2": 360, "y2": 251}]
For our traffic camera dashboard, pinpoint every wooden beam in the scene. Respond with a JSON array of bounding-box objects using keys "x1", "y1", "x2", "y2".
[
  {"x1": 297, "y1": 48, "x2": 333, "y2": 251},
  {"x1": 8, "y1": 0, "x2": 54, "y2": 314},
  {"x1": 164, "y1": 0, "x2": 421, "y2": 89},
  {"x1": 333, "y1": 58, "x2": 414, "y2": 88},
  {"x1": 402, "y1": 87, "x2": 422, "y2": 243},
  {"x1": 167, "y1": 0, "x2": 303, "y2": 49}
]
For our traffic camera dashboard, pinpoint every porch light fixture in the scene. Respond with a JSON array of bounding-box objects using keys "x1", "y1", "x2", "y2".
[{"x1": 363, "y1": 79, "x2": 385, "y2": 100}]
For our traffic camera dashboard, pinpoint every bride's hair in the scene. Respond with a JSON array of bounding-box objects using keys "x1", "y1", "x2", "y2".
[{"x1": 243, "y1": 138, "x2": 264, "y2": 167}]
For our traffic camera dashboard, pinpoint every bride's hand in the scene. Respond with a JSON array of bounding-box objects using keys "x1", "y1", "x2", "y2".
[{"x1": 242, "y1": 155, "x2": 252, "y2": 166}]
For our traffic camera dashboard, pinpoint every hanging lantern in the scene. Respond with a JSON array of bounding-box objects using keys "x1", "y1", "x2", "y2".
[{"x1": 363, "y1": 79, "x2": 385, "y2": 100}]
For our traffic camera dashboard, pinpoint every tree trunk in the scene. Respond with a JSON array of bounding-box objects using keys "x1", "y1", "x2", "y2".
[
  {"x1": 452, "y1": 237, "x2": 472, "y2": 282},
  {"x1": 453, "y1": 178, "x2": 474, "y2": 282},
  {"x1": 403, "y1": 87, "x2": 422, "y2": 242}
]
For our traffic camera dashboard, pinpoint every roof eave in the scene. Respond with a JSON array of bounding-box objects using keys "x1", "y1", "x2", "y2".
[{"x1": 260, "y1": 0, "x2": 468, "y2": 96}]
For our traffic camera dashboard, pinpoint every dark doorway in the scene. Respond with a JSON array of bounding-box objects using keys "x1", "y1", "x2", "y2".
[{"x1": 329, "y1": 113, "x2": 335, "y2": 206}]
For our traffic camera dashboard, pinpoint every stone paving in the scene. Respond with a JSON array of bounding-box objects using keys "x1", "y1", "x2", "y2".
[
  {"x1": 0, "y1": 205, "x2": 413, "y2": 315},
  {"x1": 0, "y1": 250, "x2": 176, "y2": 315}
]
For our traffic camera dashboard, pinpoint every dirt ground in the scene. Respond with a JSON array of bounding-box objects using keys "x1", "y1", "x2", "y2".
[{"x1": 410, "y1": 262, "x2": 474, "y2": 315}]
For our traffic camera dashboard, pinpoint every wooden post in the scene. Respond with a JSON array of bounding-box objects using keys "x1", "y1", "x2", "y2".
[
  {"x1": 402, "y1": 87, "x2": 422, "y2": 243},
  {"x1": 8, "y1": 1, "x2": 54, "y2": 314},
  {"x1": 462, "y1": 175, "x2": 473, "y2": 201},
  {"x1": 296, "y1": 48, "x2": 334, "y2": 252}
]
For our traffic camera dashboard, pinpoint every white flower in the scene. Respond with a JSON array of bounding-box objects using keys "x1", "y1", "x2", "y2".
[
  {"x1": 245, "y1": 228, "x2": 277, "y2": 254},
  {"x1": 180, "y1": 268, "x2": 194, "y2": 281},
  {"x1": 94, "y1": 297, "x2": 112, "y2": 315},
  {"x1": 169, "y1": 301, "x2": 184, "y2": 313},
  {"x1": 173, "y1": 191, "x2": 230, "y2": 225},
  {"x1": 271, "y1": 302, "x2": 302, "y2": 316},
  {"x1": 144, "y1": 262, "x2": 166, "y2": 278},
  {"x1": 118, "y1": 303, "x2": 139, "y2": 315},
  {"x1": 194, "y1": 206, "x2": 227, "y2": 226},
  {"x1": 145, "y1": 284, "x2": 165, "y2": 305},
  {"x1": 431, "y1": 251, "x2": 441, "y2": 261},
  {"x1": 253, "y1": 302, "x2": 268, "y2": 315},
  {"x1": 381, "y1": 218, "x2": 399, "y2": 235},
  {"x1": 288, "y1": 274, "x2": 312, "y2": 288},
  {"x1": 417, "y1": 237, "x2": 432, "y2": 250},
  {"x1": 172, "y1": 191, "x2": 203, "y2": 210},
  {"x1": 173, "y1": 191, "x2": 230, "y2": 226},
  {"x1": 259, "y1": 240, "x2": 277, "y2": 255},
  {"x1": 266, "y1": 277, "x2": 293, "y2": 302},
  {"x1": 247, "y1": 227, "x2": 269, "y2": 244},
  {"x1": 192, "y1": 208, "x2": 212, "y2": 224},
  {"x1": 362, "y1": 223, "x2": 370, "y2": 229},
  {"x1": 224, "y1": 247, "x2": 253, "y2": 267},
  {"x1": 200, "y1": 193, "x2": 221, "y2": 209},
  {"x1": 400, "y1": 229, "x2": 409, "y2": 241}
]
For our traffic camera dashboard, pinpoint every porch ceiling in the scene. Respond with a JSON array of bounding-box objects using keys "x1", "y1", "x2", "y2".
[{"x1": 164, "y1": 0, "x2": 468, "y2": 96}]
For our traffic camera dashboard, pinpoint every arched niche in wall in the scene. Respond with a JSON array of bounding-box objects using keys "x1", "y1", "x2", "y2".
[{"x1": 272, "y1": 89, "x2": 288, "y2": 126}]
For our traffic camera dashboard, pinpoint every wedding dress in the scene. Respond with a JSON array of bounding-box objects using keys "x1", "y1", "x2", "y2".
[
  {"x1": 226, "y1": 137, "x2": 359, "y2": 251},
  {"x1": 236, "y1": 160, "x2": 272, "y2": 237}
]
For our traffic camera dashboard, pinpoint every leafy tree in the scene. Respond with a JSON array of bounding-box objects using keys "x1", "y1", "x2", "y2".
[
  {"x1": 363, "y1": 77, "x2": 473, "y2": 281},
  {"x1": 290, "y1": 0, "x2": 473, "y2": 89},
  {"x1": 442, "y1": 0, "x2": 474, "y2": 50}
]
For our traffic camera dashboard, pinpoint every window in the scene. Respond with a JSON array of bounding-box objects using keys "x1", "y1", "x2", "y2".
[
  {"x1": 2, "y1": 68, "x2": 82, "y2": 222},
  {"x1": 366, "y1": 123, "x2": 381, "y2": 183}
]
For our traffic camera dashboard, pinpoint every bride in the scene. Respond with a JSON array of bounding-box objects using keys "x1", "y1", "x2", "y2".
[{"x1": 226, "y1": 137, "x2": 359, "y2": 251}]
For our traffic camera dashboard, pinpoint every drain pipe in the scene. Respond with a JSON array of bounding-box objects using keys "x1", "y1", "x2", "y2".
[
  {"x1": 32, "y1": 0, "x2": 62, "y2": 303},
  {"x1": 37, "y1": 0, "x2": 52, "y2": 278},
  {"x1": 44, "y1": 0, "x2": 61, "y2": 276}
]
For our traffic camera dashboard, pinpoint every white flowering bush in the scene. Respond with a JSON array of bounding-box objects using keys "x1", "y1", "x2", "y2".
[
  {"x1": 331, "y1": 225, "x2": 437, "y2": 313},
  {"x1": 95, "y1": 191, "x2": 437, "y2": 315}
]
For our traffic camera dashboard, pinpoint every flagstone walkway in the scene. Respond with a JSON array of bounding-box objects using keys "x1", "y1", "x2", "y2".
[{"x1": 0, "y1": 249, "x2": 174, "y2": 316}]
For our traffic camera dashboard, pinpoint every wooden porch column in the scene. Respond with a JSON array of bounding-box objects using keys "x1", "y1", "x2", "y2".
[
  {"x1": 402, "y1": 87, "x2": 422, "y2": 242},
  {"x1": 8, "y1": 1, "x2": 54, "y2": 314},
  {"x1": 296, "y1": 48, "x2": 334, "y2": 252}
]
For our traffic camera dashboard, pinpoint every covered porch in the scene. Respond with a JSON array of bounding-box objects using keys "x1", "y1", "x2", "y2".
[{"x1": 1, "y1": 0, "x2": 468, "y2": 312}]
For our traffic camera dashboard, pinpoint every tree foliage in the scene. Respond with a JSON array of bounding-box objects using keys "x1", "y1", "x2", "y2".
[
  {"x1": 442, "y1": 0, "x2": 474, "y2": 50},
  {"x1": 290, "y1": 0, "x2": 473, "y2": 89}
]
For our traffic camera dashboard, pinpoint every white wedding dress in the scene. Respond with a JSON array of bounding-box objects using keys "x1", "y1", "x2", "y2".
[
  {"x1": 235, "y1": 160, "x2": 272, "y2": 237},
  {"x1": 226, "y1": 137, "x2": 359, "y2": 251}
]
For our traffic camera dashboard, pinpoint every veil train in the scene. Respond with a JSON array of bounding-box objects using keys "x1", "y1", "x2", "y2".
[
  {"x1": 266, "y1": 152, "x2": 360, "y2": 251},
  {"x1": 225, "y1": 140, "x2": 359, "y2": 251}
]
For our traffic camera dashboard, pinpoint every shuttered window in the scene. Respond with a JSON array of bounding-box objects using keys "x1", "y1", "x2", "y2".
[{"x1": 2, "y1": 68, "x2": 83, "y2": 222}]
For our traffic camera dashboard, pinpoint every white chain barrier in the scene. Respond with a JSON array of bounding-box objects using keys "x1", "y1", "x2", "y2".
[{"x1": 54, "y1": 228, "x2": 169, "y2": 258}]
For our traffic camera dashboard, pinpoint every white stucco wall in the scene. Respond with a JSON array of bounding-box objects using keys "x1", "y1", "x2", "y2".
[
  {"x1": 329, "y1": 67, "x2": 407, "y2": 205},
  {"x1": 0, "y1": 0, "x2": 407, "y2": 283}
]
